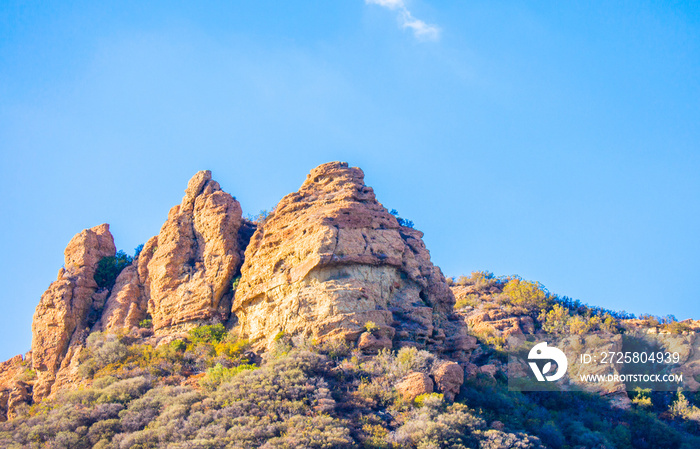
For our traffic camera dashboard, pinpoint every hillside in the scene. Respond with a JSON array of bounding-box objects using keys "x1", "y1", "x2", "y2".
[{"x1": 0, "y1": 162, "x2": 699, "y2": 448}]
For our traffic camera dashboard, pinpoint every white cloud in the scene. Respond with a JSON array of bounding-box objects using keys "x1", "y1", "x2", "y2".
[
  {"x1": 367, "y1": 0, "x2": 405, "y2": 9},
  {"x1": 366, "y1": 0, "x2": 441, "y2": 41}
]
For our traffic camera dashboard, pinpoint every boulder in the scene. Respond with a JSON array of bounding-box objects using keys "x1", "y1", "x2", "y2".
[
  {"x1": 432, "y1": 360, "x2": 464, "y2": 401},
  {"x1": 358, "y1": 332, "x2": 393, "y2": 354}
]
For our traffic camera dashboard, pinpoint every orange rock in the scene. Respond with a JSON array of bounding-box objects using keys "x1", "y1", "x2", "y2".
[
  {"x1": 98, "y1": 265, "x2": 146, "y2": 332},
  {"x1": 31, "y1": 224, "x2": 115, "y2": 401},
  {"x1": 233, "y1": 162, "x2": 466, "y2": 356},
  {"x1": 358, "y1": 332, "x2": 393, "y2": 354},
  {"x1": 396, "y1": 372, "x2": 434, "y2": 401},
  {"x1": 0, "y1": 355, "x2": 27, "y2": 421},
  {"x1": 144, "y1": 170, "x2": 243, "y2": 334}
]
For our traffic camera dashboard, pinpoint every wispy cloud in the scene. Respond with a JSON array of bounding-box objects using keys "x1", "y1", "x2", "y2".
[{"x1": 366, "y1": 0, "x2": 440, "y2": 41}]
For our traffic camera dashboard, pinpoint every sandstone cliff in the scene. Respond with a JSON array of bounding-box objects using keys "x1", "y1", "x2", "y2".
[
  {"x1": 233, "y1": 162, "x2": 472, "y2": 358},
  {"x1": 21, "y1": 171, "x2": 248, "y2": 404}
]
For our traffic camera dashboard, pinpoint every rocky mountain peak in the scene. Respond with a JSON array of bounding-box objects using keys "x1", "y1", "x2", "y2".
[{"x1": 63, "y1": 223, "x2": 116, "y2": 273}]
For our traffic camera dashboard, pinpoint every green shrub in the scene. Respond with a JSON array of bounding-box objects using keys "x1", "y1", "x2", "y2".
[
  {"x1": 389, "y1": 209, "x2": 414, "y2": 228},
  {"x1": 94, "y1": 250, "x2": 133, "y2": 289},
  {"x1": 538, "y1": 304, "x2": 570, "y2": 334},
  {"x1": 200, "y1": 362, "x2": 257, "y2": 390},
  {"x1": 665, "y1": 321, "x2": 692, "y2": 335},
  {"x1": 455, "y1": 293, "x2": 480, "y2": 309},
  {"x1": 79, "y1": 332, "x2": 129, "y2": 377},
  {"x1": 231, "y1": 275, "x2": 241, "y2": 291},
  {"x1": 396, "y1": 346, "x2": 434, "y2": 373},
  {"x1": 273, "y1": 330, "x2": 286, "y2": 341},
  {"x1": 138, "y1": 317, "x2": 152, "y2": 329},
  {"x1": 670, "y1": 390, "x2": 700, "y2": 422},
  {"x1": 567, "y1": 314, "x2": 590, "y2": 334},
  {"x1": 415, "y1": 393, "x2": 443, "y2": 407},
  {"x1": 632, "y1": 388, "x2": 653, "y2": 408},
  {"x1": 134, "y1": 244, "x2": 144, "y2": 258},
  {"x1": 188, "y1": 323, "x2": 227, "y2": 344}
]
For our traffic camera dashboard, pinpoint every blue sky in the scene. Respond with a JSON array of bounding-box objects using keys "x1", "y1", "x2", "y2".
[{"x1": 0, "y1": 1, "x2": 698, "y2": 361}]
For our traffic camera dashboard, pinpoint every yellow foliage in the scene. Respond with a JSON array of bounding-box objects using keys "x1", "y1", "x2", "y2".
[{"x1": 503, "y1": 278, "x2": 550, "y2": 311}]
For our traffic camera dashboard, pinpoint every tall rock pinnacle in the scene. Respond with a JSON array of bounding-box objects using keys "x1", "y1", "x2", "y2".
[
  {"x1": 143, "y1": 170, "x2": 244, "y2": 334},
  {"x1": 31, "y1": 224, "x2": 116, "y2": 400}
]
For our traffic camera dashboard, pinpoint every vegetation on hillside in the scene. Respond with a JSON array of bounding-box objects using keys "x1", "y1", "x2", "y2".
[
  {"x1": 3, "y1": 272, "x2": 700, "y2": 448},
  {"x1": 449, "y1": 271, "x2": 690, "y2": 337},
  {"x1": 2, "y1": 318, "x2": 700, "y2": 448}
]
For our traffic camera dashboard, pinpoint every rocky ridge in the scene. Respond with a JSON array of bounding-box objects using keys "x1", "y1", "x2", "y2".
[{"x1": 0, "y1": 162, "x2": 476, "y2": 420}]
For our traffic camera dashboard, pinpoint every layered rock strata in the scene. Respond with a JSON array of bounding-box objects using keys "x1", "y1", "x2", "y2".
[{"x1": 233, "y1": 162, "x2": 471, "y2": 358}]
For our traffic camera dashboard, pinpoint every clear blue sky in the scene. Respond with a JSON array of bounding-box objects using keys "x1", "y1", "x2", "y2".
[{"x1": 1, "y1": 1, "x2": 698, "y2": 361}]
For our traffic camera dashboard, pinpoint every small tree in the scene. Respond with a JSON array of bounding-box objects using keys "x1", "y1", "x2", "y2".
[{"x1": 189, "y1": 323, "x2": 227, "y2": 344}]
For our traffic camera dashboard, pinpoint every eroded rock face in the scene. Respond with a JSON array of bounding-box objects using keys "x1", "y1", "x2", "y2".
[
  {"x1": 31, "y1": 224, "x2": 116, "y2": 400},
  {"x1": 233, "y1": 162, "x2": 469, "y2": 358},
  {"x1": 144, "y1": 170, "x2": 243, "y2": 334}
]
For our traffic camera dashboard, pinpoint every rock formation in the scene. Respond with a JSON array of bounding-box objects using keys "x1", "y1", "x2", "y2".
[
  {"x1": 142, "y1": 170, "x2": 244, "y2": 334},
  {"x1": 31, "y1": 224, "x2": 116, "y2": 400},
  {"x1": 1, "y1": 162, "x2": 479, "y2": 419},
  {"x1": 233, "y1": 162, "x2": 471, "y2": 358},
  {"x1": 0, "y1": 354, "x2": 30, "y2": 421},
  {"x1": 98, "y1": 265, "x2": 145, "y2": 332}
]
